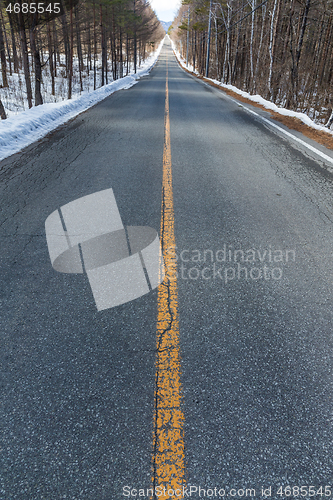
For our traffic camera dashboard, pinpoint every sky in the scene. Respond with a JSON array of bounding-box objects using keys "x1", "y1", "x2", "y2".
[{"x1": 149, "y1": 0, "x2": 180, "y2": 22}]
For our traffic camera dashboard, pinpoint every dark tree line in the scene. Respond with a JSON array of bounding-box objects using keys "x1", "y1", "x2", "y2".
[
  {"x1": 0, "y1": 0, "x2": 164, "y2": 118},
  {"x1": 172, "y1": 0, "x2": 333, "y2": 127}
]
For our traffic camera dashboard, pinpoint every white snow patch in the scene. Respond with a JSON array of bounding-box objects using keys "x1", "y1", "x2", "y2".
[
  {"x1": 171, "y1": 40, "x2": 200, "y2": 77},
  {"x1": 0, "y1": 38, "x2": 164, "y2": 162}
]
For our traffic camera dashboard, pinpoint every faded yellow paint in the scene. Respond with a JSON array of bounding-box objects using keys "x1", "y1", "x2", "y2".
[{"x1": 151, "y1": 51, "x2": 186, "y2": 499}]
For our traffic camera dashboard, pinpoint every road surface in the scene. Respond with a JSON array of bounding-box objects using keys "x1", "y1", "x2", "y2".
[{"x1": 2, "y1": 39, "x2": 333, "y2": 499}]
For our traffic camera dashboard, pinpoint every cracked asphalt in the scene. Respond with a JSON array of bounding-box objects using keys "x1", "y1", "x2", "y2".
[{"x1": 2, "y1": 39, "x2": 333, "y2": 499}]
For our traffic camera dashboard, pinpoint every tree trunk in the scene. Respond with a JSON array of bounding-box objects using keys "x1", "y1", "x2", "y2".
[
  {"x1": 60, "y1": 13, "x2": 70, "y2": 78},
  {"x1": 224, "y1": 6, "x2": 231, "y2": 83},
  {"x1": 30, "y1": 22, "x2": 43, "y2": 106},
  {"x1": 8, "y1": 15, "x2": 19, "y2": 73},
  {"x1": 296, "y1": 0, "x2": 311, "y2": 66},
  {"x1": 231, "y1": 13, "x2": 243, "y2": 84},
  {"x1": 86, "y1": 7, "x2": 91, "y2": 73},
  {"x1": 133, "y1": 0, "x2": 137, "y2": 73},
  {"x1": 93, "y1": 0, "x2": 97, "y2": 89},
  {"x1": 110, "y1": 25, "x2": 115, "y2": 80},
  {"x1": 325, "y1": 104, "x2": 333, "y2": 128},
  {"x1": 288, "y1": 0, "x2": 311, "y2": 107},
  {"x1": 250, "y1": 0, "x2": 256, "y2": 89},
  {"x1": 47, "y1": 22, "x2": 55, "y2": 95},
  {"x1": 100, "y1": 4, "x2": 105, "y2": 86},
  {"x1": 253, "y1": 3, "x2": 266, "y2": 92},
  {"x1": 111, "y1": 8, "x2": 117, "y2": 80},
  {"x1": 318, "y1": 14, "x2": 332, "y2": 86},
  {"x1": 0, "y1": 14, "x2": 8, "y2": 87},
  {"x1": 75, "y1": 5, "x2": 83, "y2": 92},
  {"x1": 119, "y1": 27, "x2": 123, "y2": 78},
  {"x1": 104, "y1": 22, "x2": 108, "y2": 85},
  {"x1": 18, "y1": 15, "x2": 33, "y2": 108},
  {"x1": 192, "y1": 29, "x2": 196, "y2": 72},
  {"x1": 126, "y1": 33, "x2": 129, "y2": 75},
  {"x1": 53, "y1": 19, "x2": 59, "y2": 73},
  {"x1": 0, "y1": 8, "x2": 12, "y2": 76},
  {"x1": 68, "y1": 6, "x2": 73, "y2": 99},
  {"x1": 268, "y1": 0, "x2": 280, "y2": 98},
  {"x1": 0, "y1": 97, "x2": 6, "y2": 119}
]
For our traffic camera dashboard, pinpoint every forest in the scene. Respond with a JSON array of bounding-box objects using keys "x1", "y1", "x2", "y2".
[
  {"x1": 172, "y1": 0, "x2": 333, "y2": 127},
  {"x1": 0, "y1": 0, "x2": 164, "y2": 118}
]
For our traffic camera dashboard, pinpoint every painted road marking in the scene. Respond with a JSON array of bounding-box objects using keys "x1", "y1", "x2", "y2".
[
  {"x1": 244, "y1": 106, "x2": 333, "y2": 167},
  {"x1": 217, "y1": 90, "x2": 333, "y2": 169},
  {"x1": 152, "y1": 49, "x2": 186, "y2": 499}
]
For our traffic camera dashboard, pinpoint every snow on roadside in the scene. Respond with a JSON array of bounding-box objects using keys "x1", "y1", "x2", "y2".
[
  {"x1": 171, "y1": 40, "x2": 333, "y2": 137},
  {"x1": 0, "y1": 38, "x2": 164, "y2": 162}
]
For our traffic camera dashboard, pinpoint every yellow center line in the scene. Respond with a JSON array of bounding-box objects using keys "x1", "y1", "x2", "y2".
[{"x1": 151, "y1": 49, "x2": 186, "y2": 499}]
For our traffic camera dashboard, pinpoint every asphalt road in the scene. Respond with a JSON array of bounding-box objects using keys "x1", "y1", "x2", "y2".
[{"x1": 2, "y1": 38, "x2": 333, "y2": 499}]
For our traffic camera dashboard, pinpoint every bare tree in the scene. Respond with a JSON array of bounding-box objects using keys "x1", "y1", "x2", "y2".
[
  {"x1": 0, "y1": 95, "x2": 6, "y2": 118},
  {"x1": 0, "y1": 9, "x2": 8, "y2": 87}
]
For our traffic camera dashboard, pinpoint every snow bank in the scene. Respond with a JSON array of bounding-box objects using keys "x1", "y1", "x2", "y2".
[
  {"x1": 171, "y1": 40, "x2": 333, "y2": 137},
  {"x1": 0, "y1": 38, "x2": 164, "y2": 162}
]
